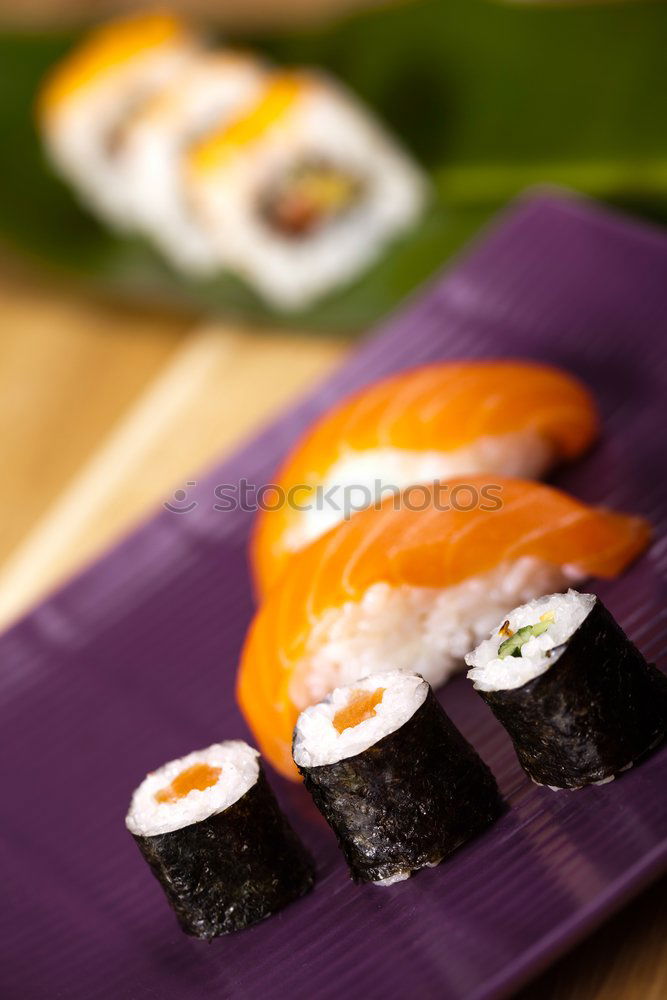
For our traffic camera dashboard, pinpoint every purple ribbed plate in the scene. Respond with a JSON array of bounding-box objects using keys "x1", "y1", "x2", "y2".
[{"x1": 3, "y1": 192, "x2": 667, "y2": 1000}]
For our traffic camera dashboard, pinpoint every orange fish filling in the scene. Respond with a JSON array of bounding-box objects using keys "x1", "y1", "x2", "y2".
[
  {"x1": 154, "y1": 762, "x2": 221, "y2": 804},
  {"x1": 333, "y1": 687, "x2": 385, "y2": 734}
]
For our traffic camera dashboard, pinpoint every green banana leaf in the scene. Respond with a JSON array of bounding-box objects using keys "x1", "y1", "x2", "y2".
[{"x1": 1, "y1": 0, "x2": 666, "y2": 331}]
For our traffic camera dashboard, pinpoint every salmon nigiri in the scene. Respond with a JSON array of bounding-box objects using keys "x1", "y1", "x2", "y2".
[
  {"x1": 238, "y1": 477, "x2": 649, "y2": 778},
  {"x1": 250, "y1": 360, "x2": 599, "y2": 594}
]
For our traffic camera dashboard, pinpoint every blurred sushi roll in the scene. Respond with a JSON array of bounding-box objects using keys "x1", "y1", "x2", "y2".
[
  {"x1": 238, "y1": 477, "x2": 650, "y2": 779},
  {"x1": 126, "y1": 742, "x2": 315, "y2": 938},
  {"x1": 251, "y1": 360, "x2": 599, "y2": 593},
  {"x1": 466, "y1": 591, "x2": 667, "y2": 789},
  {"x1": 188, "y1": 71, "x2": 428, "y2": 308},
  {"x1": 293, "y1": 671, "x2": 504, "y2": 884},
  {"x1": 37, "y1": 11, "x2": 200, "y2": 227},
  {"x1": 118, "y1": 51, "x2": 268, "y2": 273}
]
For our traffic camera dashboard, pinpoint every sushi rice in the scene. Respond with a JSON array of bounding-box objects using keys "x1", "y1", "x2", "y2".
[
  {"x1": 465, "y1": 590, "x2": 596, "y2": 692},
  {"x1": 126, "y1": 741, "x2": 258, "y2": 837},
  {"x1": 291, "y1": 558, "x2": 580, "y2": 708},
  {"x1": 293, "y1": 671, "x2": 428, "y2": 768}
]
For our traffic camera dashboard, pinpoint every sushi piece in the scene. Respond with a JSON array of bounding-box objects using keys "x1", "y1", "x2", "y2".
[
  {"x1": 125, "y1": 742, "x2": 314, "y2": 938},
  {"x1": 187, "y1": 71, "x2": 427, "y2": 309},
  {"x1": 118, "y1": 51, "x2": 268, "y2": 273},
  {"x1": 293, "y1": 671, "x2": 504, "y2": 884},
  {"x1": 466, "y1": 591, "x2": 667, "y2": 789},
  {"x1": 237, "y1": 477, "x2": 650, "y2": 779},
  {"x1": 251, "y1": 360, "x2": 599, "y2": 594},
  {"x1": 38, "y1": 11, "x2": 199, "y2": 226}
]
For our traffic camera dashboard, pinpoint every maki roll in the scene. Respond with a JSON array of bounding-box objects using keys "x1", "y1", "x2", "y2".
[
  {"x1": 251, "y1": 360, "x2": 599, "y2": 593},
  {"x1": 466, "y1": 591, "x2": 667, "y2": 789},
  {"x1": 118, "y1": 51, "x2": 267, "y2": 273},
  {"x1": 126, "y1": 742, "x2": 314, "y2": 938},
  {"x1": 188, "y1": 71, "x2": 427, "y2": 308},
  {"x1": 38, "y1": 12, "x2": 199, "y2": 226},
  {"x1": 238, "y1": 476, "x2": 650, "y2": 778},
  {"x1": 293, "y1": 671, "x2": 504, "y2": 884}
]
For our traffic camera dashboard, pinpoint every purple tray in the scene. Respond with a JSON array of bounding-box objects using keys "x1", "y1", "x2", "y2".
[{"x1": 3, "y1": 192, "x2": 667, "y2": 1000}]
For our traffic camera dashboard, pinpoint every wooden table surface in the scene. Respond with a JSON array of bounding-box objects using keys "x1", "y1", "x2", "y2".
[{"x1": 1, "y1": 263, "x2": 665, "y2": 999}]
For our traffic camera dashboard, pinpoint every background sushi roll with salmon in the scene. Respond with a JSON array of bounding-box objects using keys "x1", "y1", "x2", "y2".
[
  {"x1": 37, "y1": 11, "x2": 200, "y2": 227},
  {"x1": 238, "y1": 477, "x2": 650, "y2": 778},
  {"x1": 117, "y1": 51, "x2": 268, "y2": 274},
  {"x1": 251, "y1": 360, "x2": 599, "y2": 593},
  {"x1": 126, "y1": 742, "x2": 315, "y2": 939},
  {"x1": 187, "y1": 70, "x2": 427, "y2": 309},
  {"x1": 466, "y1": 591, "x2": 667, "y2": 789},
  {"x1": 293, "y1": 671, "x2": 504, "y2": 884}
]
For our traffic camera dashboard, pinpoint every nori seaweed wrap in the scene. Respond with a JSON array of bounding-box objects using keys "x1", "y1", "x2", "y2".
[
  {"x1": 466, "y1": 591, "x2": 667, "y2": 789},
  {"x1": 126, "y1": 742, "x2": 314, "y2": 938},
  {"x1": 292, "y1": 672, "x2": 504, "y2": 885}
]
